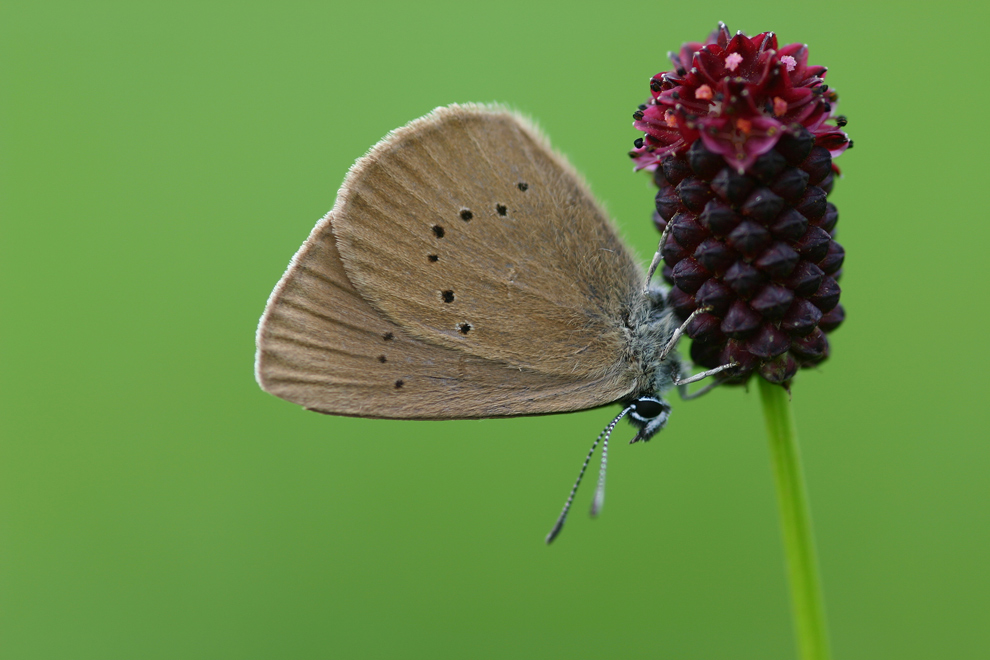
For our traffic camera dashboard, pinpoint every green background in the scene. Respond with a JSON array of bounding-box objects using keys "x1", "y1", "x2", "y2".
[{"x1": 3, "y1": 1, "x2": 988, "y2": 658}]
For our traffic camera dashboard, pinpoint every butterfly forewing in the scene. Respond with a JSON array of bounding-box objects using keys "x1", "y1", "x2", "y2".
[
  {"x1": 256, "y1": 104, "x2": 643, "y2": 419},
  {"x1": 333, "y1": 105, "x2": 644, "y2": 379}
]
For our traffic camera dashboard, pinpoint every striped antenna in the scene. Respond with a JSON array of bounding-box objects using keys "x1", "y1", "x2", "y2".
[
  {"x1": 590, "y1": 425, "x2": 611, "y2": 517},
  {"x1": 545, "y1": 405, "x2": 633, "y2": 544}
]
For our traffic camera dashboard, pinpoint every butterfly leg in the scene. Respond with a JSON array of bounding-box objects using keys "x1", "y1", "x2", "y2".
[
  {"x1": 658, "y1": 306, "x2": 713, "y2": 362},
  {"x1": 643, "y1": 219, "x2": 676, "y2": 294},
  {"x1": 675, "y1": 362, "x2": 739, "y2": 388}
]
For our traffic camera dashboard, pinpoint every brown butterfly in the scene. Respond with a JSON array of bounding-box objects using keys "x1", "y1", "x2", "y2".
[{"x1": 255, "y1": 104, "x2": 735, "y2": 542}]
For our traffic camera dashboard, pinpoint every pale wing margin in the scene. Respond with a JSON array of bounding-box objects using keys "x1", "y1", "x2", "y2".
[{"x1": 332, "y1": 104, "x2": 645, "y2": 383}]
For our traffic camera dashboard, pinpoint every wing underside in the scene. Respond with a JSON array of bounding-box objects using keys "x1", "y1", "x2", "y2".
[{"x1": 255, "y1": 104, "x2": 643, "y2": 419}]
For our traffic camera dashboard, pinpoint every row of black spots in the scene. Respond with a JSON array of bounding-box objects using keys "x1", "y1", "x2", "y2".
[
  {"x1": 431, "y1": 198, "x2": 517, "y2": 245},
  {"x1": 432, "y1": 202, "x2": 493, "y2": 315},
  {"x1": 428, "y1": 221, "x2": 456, "y2": 318},
  {"x1": 377, "y1": 333, "x2": 405, "y2": 389},
  {"x1": 379, "y1": 333, "x2": 393, "y2": 365},
  {"x1": 429, "y1": 208, "x2": 471, "y2": 263},
  {"x1": 376, "y1": 332, "x2": 407, "y2": 389},
  {"x1": 378, "y1": 324, "x2": 470, "y2": 395},
  {"x1": 429, "y1": 225, "x2": 445, "y2": 263},
  {"x1": 381, "y1": 357, "x2": 405, "y2": 390},
  {"x1": 430, "y1": 288, "x2": 471, "y2": 333},
  {"x1": 460, "y1": 205, "x2": 509, "y2": 220}
]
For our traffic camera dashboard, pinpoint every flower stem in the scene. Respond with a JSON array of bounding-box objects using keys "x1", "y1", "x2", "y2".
[{"x1": 758, "y1": 379, "x2": 832, "y2": 660}]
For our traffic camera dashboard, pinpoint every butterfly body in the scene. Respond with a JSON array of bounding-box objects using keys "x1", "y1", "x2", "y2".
[{"x1": 626, "y1": 286, "x2": 685, "y2": 395}]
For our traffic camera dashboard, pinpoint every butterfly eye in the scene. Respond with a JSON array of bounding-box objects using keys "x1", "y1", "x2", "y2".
[
  {"x1": 632, "y1": 398, "x2": 666, "y2": 419},
  {"x1": 628, "y1": 397, "x2": 672, "y2": 445}
]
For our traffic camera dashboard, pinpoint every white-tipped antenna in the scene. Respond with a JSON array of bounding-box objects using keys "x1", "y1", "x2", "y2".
[
  {"x1": 545, "y1": 406, "x2": 632, "y2": 544},
  {"x1": 589, "y1": 424, "x2": 610, "y2": 517}
]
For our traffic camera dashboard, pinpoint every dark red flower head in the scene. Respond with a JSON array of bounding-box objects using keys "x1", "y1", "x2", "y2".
[
  {"x1": 631, "y1": 23, "x2": 850, "y2": 173},
  {"x1": 636, "y1": 24, "x2": 853, "y2": 386}
]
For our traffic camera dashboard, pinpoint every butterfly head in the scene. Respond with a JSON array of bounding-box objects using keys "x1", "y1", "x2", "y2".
[{"x1": 626, "y1": 396, "x2": 671, "y2": 444}]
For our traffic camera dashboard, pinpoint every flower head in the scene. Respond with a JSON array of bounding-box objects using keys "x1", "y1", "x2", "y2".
[
  {"x1": 637, "y1": 25, "x2": 852, "y2": 386},
  {"x1": 631, "y1": 23, "x2": 850, "y2": 173}
]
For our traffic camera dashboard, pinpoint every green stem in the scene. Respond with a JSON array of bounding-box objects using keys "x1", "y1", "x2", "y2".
[{"x1": 758, "y1": 379, "x2": 832, "y2": 660}]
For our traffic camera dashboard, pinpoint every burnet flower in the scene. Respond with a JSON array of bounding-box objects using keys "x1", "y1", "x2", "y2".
[{"x1": 632, "y1": 23, "x2": 851, "y2": 385}]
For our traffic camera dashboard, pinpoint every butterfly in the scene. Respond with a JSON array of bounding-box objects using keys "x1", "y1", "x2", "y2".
[{"x1": 255, "y1": 104, "x2": 736, "y2": 542}]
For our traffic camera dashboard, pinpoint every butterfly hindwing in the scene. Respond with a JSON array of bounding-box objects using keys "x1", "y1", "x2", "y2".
[{"x1": 256, "y1": 210, "x2": 638, "y2": 418}]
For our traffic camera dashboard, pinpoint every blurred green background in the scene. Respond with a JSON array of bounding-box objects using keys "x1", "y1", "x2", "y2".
[{"x1": 3, "y1": 1, "x2": 988, "y2": 658}]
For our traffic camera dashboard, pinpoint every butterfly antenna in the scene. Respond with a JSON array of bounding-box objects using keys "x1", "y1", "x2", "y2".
[
  {"x1": 590, "y1": 418, "x2": 614, "y2": 517},
  {"x1": 545, "y1": 406, "x2": 633, "y2": 544}
]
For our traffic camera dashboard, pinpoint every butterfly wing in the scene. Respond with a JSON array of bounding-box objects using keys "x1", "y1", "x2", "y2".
[
  {"x1": 256, "y1": 210, "x2": 638, "y2": 419},
  {"x1": 333, "y1": 104, "x2": 644, "y2": 378},
  {"x1": 256, "y1": 104, "x2": 644, "y2": 419}
]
